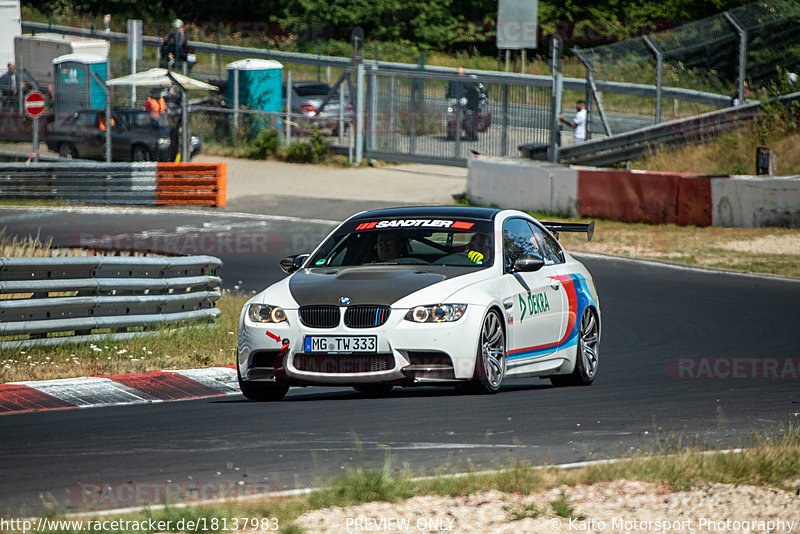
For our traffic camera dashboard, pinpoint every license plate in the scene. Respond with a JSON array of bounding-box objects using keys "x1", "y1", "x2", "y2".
[{"x1": 304, "y1": 335, "x2": 376, "y2": 353}]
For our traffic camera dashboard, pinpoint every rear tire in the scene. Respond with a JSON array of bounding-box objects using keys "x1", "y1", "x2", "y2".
[
  {"x1": 237, "y1": 365, "x2": 289, "y2": 401},
  {"x1": 59, "y1": 143, "x2": 77, "y2": 159},
  {"x1": 550, "y1": 308, "x2": 599, "y2": 387},
  {"x1": 459, "y1": 309, "x2": 506, "y2": 394}
]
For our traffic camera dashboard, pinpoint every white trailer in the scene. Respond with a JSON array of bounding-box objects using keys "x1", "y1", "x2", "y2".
[
  {"x1": 0, "y1": 0, "x2": 22, "y2": 68},
  {"x1": 14, "y1": 33, "x2": 109, "y2": 91}
]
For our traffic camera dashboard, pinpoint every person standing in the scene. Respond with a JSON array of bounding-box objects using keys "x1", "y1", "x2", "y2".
[
  {"x1": 0, "y1": 62, "x2": 18, "y2": 109},
  {"x1": 145, "y1": 88, "x2": 166, "y2": 122},
  {"x1": 559, "y1": 100, "x2": 588, "y2": 143}
]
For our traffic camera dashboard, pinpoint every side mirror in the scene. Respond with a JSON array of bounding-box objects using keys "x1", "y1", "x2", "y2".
[
  {"x1": 280, "y1": 254, "x2": 309, "y2": 274},
  {"x1": 513, "y1": 254, "x2": 545, "y2": 272}
]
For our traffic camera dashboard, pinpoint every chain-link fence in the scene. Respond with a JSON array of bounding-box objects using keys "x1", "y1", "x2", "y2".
[{"x1": 575, "y1": 0, "x2": 800, "y2": 128}]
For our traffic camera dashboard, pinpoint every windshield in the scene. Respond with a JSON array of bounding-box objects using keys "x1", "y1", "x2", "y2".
[
  {"x1": 294, "y1": 83, "x2": 332, "y2": 97},
  {"x1": 309, "y1": 218, "x2": 494, "y2": 268}
]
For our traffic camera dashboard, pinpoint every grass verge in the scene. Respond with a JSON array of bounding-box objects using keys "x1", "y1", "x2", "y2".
[
  {"x1": 632, "y1": 130, "x2": 800, "y2": 176},
  {"x1": 7, "y1": 425, "x2": 797, "y2": 533}
]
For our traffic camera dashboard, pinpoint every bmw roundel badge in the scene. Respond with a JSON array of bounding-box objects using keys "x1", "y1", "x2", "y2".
[{"x1": 339, "y1": 296, "x2": 351, "y2": 305}]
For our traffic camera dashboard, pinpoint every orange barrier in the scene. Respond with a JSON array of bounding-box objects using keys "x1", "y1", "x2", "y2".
[
  {"x1": 155, "y1": 163, "x2": 227, "y2": 207},
  {"x1": 577, "y1": 169, "x2": 712, "y2": 226}
]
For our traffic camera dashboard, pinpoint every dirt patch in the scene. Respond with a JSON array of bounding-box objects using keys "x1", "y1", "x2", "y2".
[{"x1": 718, "y1": 234, "x2": 800, "y2": 255}]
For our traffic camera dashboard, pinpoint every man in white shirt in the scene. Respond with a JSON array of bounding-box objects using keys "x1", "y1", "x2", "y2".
[{"x1": 559, "y1": 100, "x2": 587, "y2": 143}]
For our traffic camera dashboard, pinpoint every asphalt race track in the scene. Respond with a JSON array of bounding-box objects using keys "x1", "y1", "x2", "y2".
[{"x1": 0, "y1": 206, "x2": 798, "y2": 516}]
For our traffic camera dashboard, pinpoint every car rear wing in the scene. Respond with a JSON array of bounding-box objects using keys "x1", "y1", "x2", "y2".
[{"x1": 541, "y1": 221, "x2": 595, "y2": 242}]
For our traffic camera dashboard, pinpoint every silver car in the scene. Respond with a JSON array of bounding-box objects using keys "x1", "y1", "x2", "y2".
[{"x1": 282, "y1": 81, "x2": 352, "y2": 134}]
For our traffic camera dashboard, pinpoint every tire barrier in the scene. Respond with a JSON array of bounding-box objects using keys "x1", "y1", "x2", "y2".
[
  {"x1": 0, "y1": 162, "x2": 226, "y2": 207},
  {"x1": 0, "y1": 255, "x2": 222, "y2": 349},
  {"x1": 467, "y1": 157, "x2": 800, "y2": 228}
]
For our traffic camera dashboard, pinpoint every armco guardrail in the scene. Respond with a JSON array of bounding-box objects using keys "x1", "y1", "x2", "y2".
[
  {"x1": 0, "y1": 255, "x2": 222, "y2": 349},
  {"x1": 558, "y1": 92, "x2": 800, "y2": 167},
  {"x1": 0, "y1": 162, "x2": 226, "y2": 206}
]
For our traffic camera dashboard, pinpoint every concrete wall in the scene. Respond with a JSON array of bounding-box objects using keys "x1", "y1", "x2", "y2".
[
  {"x1": 467, "y1": 156, "x2": 800, "y2": 228},
  {"x1": 712, "y1": 175, "x2": 800, "y2": 228},
  {"x1": 467, "y1": 157, "x2": 579, "y2": 216}
]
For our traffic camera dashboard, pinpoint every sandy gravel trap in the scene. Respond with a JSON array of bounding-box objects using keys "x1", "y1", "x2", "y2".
[{"x1": 293, "y1": 480, "x2": 799, "y2": 533}]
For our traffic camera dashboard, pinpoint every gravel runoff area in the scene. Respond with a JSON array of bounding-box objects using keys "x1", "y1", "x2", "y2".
[{"x1": 293, "y1": 481, "x2": 799, "y2": 533}]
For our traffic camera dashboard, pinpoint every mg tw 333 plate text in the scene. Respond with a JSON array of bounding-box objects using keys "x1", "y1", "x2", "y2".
[{"x1": 304, "y1": 336, "x2": 377, "y2": 353}]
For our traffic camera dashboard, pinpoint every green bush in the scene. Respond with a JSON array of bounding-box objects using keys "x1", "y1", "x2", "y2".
[
  {"x1": 284, "y1": 128, "x2": 331, "y2": 163},
  {"x1": 239, "y1": 127, "x2": 280, "y2": 159},
  {"x1": 285, "y1": 141, "x2": 316, "y2": 162}
]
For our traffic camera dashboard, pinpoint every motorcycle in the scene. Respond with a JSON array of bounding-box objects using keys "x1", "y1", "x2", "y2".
[{"x1": 446, "y1": 80, "x2": 491, "y2": 141}]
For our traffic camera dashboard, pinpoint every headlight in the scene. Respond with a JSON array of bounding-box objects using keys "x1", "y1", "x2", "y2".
[
  {"x1": 157, "y1": 137, "x2": 171, "y2": 149},
  {"x1": 404, "y1": 304, "x2": 467, "y2": 323},
  {"x1": 247, "y1": 304, "x2": 287, "y2": 323}
]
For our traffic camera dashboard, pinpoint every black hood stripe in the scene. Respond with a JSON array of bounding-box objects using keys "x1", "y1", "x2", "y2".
[{"x1": 288, "y1": 266, "x2": 480, "y2": 307}]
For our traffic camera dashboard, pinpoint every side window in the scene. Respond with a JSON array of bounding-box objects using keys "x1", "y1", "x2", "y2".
[
  {"x1": 502, "y1": 218, "x2": 541, "y2": 272},
  {"x1": 530, "y1": 223, "x2": 564, "y2": 265}
]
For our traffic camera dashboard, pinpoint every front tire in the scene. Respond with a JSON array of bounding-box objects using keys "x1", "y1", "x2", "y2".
[
  {"x1": 132, "y1": 145, "x2": 151, "y2": 162},
  {"x1": 59, "y1": 142, "x2": 77, "y2": 159},
  {"x1": 237, "y1": 365, "x2": 289, "y2": 401},
  {"x1": 550, "y1": 308, "x2": 599, "y2": 387},
  {"x1": 460, "y1": 309, "x2": 506, "y2": 394}
]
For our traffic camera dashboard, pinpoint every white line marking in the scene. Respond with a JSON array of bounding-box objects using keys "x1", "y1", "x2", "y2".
[{"x1": 573, "y1": 252, "x2": 800, "y2": 283}]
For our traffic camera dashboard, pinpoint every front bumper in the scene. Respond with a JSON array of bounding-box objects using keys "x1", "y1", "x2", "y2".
[{"x1": 237, "y1": 307, "x2": 483, "y2": 386}]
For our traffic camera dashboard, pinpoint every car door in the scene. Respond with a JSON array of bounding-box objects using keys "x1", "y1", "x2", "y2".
[
  {"x1": 72, "y1": 112, "x2": 103, "y2": 159},
  {"x1": 502, "y1": 217, "x2": 566, "y2": 367}
]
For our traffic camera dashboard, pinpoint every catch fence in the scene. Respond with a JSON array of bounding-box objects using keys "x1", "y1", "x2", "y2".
[{"x1": 575, "y1": 0, "x2": 800, "y2": 129}]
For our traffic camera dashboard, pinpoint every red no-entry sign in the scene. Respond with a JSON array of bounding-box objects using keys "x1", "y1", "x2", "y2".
[{"x1": 24, "y1": 91, "x2": 46, "y2": 118}]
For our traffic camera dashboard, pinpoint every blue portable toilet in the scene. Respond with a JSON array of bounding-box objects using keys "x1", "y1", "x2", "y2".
[
  {"x1": 53, "y1": 53, "x2": 108, "y2": 120},
  {"x1": 226, "y1": 59, "x2": 283, "y2": 113}
]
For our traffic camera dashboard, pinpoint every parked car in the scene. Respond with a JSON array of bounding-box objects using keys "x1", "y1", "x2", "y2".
[
  {"x1": 46, "y1": 108, "x2": 201, "y2": 162},
  {"x1": 237, "y1": 206, "x2": 600, "y2": 401},
  {"x1": 283, "y1": 81, "x2": 352, "y2": 134}
]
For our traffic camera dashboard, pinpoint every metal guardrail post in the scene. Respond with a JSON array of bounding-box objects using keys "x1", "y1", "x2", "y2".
[
  {"x1": 285, "y1": 71, "x2": 292, "y2": 146},
  {"x1": 724, "y1": 12, "x2": 748, "y2": 106},
  {"x1": 369, "y1": 63, "x2": 378, "y2": 151},
  {"x1": 642, "y1": 35, "x2": 663, "y2": 124},
  {"x1": 549, "y1": 37, "x2": 563, "y2": 162},
  {"x1": 92, "y1": 73, "x2": 112, "y2": 162},
  {"x1": 338, "y1": 82, "x2": 345, "y2": 145},
  {"x1": 501, "y1": 84, "x2": 509, "y2": 157},
  {"x1": 573, "y1": 49, "x2": 612, "y2": 137},
  {"x1": 356, "y1": 63, "x2": 365, "y2": 164},
  {"x1": 233, "y1": 67, "x2": 240, "y2": 130},
  {"x1": 388, "y1": 76, "x2": 396, "y2": 152},
  {"x1": 166, "y1": 72, "x2": 190, "y2": 162},
  {"x1": 409, "y1": 76, "x2": 417, "y2": 156}
]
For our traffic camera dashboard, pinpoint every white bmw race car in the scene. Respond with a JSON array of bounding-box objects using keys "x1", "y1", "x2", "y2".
[{"x1": 237, "y1": 206, "x2": 600, "y2": 401}]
